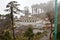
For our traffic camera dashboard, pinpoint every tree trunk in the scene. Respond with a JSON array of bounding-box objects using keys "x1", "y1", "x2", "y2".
[
  {"x1": 50, "y1": 23, "x2": 53, "y2": 40},
  {"x1": 10, "y1": 6, "x2": 15, "y2": 40}
]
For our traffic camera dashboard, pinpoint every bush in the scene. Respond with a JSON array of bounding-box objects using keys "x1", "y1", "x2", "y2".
[
  {"x1": 24, "y1": 27, "x2": 34, "y2": 40},
  {"x1": 36, "y1": 32, "x2": 41, "y2": 35},
  {"x1": 0, "y1": 31, "x2": 12, "y2": 40}
]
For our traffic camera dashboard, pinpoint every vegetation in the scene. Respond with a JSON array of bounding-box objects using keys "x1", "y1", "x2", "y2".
[
  {"x1": 1, "y1": 0, "x2": 60, "y2": 40},
  {"x1": 5, "y1": 1, "x2": 20, "y2": 40},
  {"x1": 46, "y1": 11, "x2": 54, "y2": 40},
  {"x1": 24, "y1": 26, "x2": 34, "y2": 40},
  {"x1": 0, "y1": 31, "x2": 12, "y2": 40}
]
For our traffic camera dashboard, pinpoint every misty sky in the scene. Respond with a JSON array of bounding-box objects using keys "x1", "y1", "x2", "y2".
[{"x1": 0, "y1": 0, "x2": 60, "y2": 17}]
